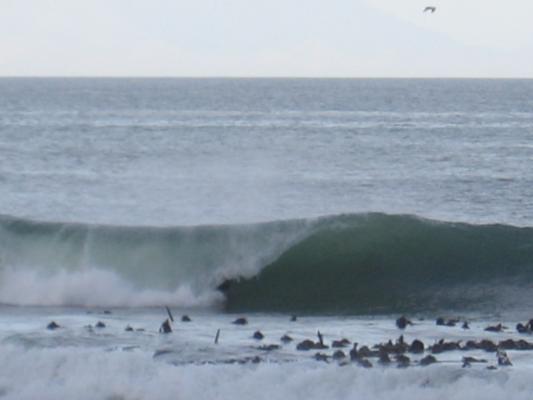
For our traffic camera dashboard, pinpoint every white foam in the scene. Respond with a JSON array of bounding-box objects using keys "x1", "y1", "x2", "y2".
[
  {"x1": 1, "y1": 344, "x2": 533, "y2": 400},
  {"x1": 0, "y1": 266, "x2": 223, "y2": 308}
]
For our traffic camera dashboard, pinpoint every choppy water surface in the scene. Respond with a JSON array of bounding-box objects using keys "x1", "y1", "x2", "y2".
[
  {"x1": 1, "y1": 78, "x2": 533, "y2": 399},
  {"x1": 1, "y1": 78, "x2": 532, "y2": 226}
]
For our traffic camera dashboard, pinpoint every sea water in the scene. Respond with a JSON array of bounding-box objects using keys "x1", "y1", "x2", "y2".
[{"x1": 1, "y1": 78, "x2": 533, "y2": 399}]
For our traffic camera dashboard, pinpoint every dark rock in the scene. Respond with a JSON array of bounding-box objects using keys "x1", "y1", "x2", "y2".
[
  {"x1": 409, "y1": 339, "x2": 425, "y2": 354},
  {"x1": 47, "y1": 321, "x2": 60, "y2": 330},
  {"x1": 445, "y1": 319, "x2": 459, "y2": 327},
  {"x1": 517, "y1": 323, "x2": 528, "y2": 333},
  {"x1": 232, "y1": 317, "x2": 248, "y2": 325},
  {"x1": 297, "y1": 339, "x2": 316, "y2": 351},
  {"x1": 124, "y1": 325, "x2": 134, "y2": 332},
  {"x1": 257, "y1": 344, "x2": 280, "y2": 351},
  {"x1": 95, "y1": 321, "x2": 106, "y2": 328},
  {"x1": 478, "y1": 339, "x2": 498, "y2": 352},
  {"x1": 290, "y1": 315, "x2": 297, "y2": 322},
  {"x1": 332, "y1": 350, "x2": 346, "y2": 360},
  {"x1": 461, "y1": 340, "x2": 478, "y2": 351},
  {"x1": 462, "y1": 321, "x2": 470, "y2": 330},
  {"x1": 314, "y1": 352, "x2": 329, "y2": 362},
  {"x1": 159, "y1": 319, "x2": 172, "y2": 334},
  {"x1": 357, "y1": 345, "x2": 376, "y2": 358},
  {"x1": 280, "y1": 334, "x2": 293, "y2": 343},
  {"x1": 395, "y1": 354, "x2": 410, "y2": 368},
  {"x1": 498, "y1": 339, "x2": 517, "y2": 350},
  {"x1": 514, "y1": 339, "x2": 533, "y2": 350},
  {"x1": 420, "y1": 355, "x2": 437, "y2": 366},
  {"x1": 253, "y1": 330, "x2": 264, "y2": 340},
  {"x1": 103, "y1": 310, "x2": 112, "y2": 315},
  {"x1": 394, "y1": 336, "x2": 409, "y2": 353},
  {"x1": 431, "y1": 339, "x2": 460, "y2": 353},
  {"x1": 181, "y1": 315, "x2": 191, "y2": 322},
  {"x1": 396, "y1": 316, "x2": 412, "y2": 329},
  {"x1": 379, "y1": 339, "x2": 406, "y2": 355},
  {"x1": 484, "y1": 323, "x2": 503, "y2": 332},
  {"x1": 378, "y1": 350, "x2": 391, "y2": 365},
  {"x1": 332, "y1": 338, "x2": 351, "y2": 348},
  {"x1": 349, "y1": 343, "x2": 359, "y2": 360},
  {"x1": 437, "y1": 317, "x2": 460, "y2": 327}
]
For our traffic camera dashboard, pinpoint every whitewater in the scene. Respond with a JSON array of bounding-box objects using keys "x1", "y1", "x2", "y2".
[{"x1": 1, "y1": 78, "x2": 533, "y2": 399}]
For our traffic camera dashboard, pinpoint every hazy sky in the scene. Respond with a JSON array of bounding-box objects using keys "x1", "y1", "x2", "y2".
[{"x1": 1, "y1": 0, "x2": 532, "y2": 77}]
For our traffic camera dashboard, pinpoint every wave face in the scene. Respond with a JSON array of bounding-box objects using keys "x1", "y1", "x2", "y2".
[
  {"x1": 2, "y1": 213, "x2": 533, "y2": 313},
  {"x1": 0, "y1": 214, "x2": 313, "y2": 307},
  {"x1": 222, "y1": 213, "x2": 533, "y2": 314}
]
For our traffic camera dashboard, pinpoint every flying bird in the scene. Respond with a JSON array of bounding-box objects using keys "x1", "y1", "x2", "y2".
[{"x1": 423, "y1": 6, "x2": 436, "y2": 13}]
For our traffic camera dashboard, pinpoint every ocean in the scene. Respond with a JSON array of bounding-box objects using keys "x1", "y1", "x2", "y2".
[{"x1": 1, "y1": 78, "x2": 533, "y2": 399}]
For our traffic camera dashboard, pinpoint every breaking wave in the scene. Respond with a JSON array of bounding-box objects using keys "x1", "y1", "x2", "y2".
[
  {"x1": 2, "y1": 213, "x2": 533, "y2": 313},
  {"x1": 0, "y1": 214, "x2": 313, "y2": 308}
]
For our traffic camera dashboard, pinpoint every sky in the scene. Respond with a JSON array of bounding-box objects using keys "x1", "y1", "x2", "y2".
[{"x1": 1, "y1": 0, "x2": 532, "y2": 77}]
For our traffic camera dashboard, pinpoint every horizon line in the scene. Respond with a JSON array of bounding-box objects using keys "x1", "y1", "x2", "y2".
[{"x1": 1, "y1": 75, "x2": 532, "y2": 80}]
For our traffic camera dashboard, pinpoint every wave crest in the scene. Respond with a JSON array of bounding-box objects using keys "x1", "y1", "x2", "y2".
[{"x1": 3, "y1": 213, "x2": 533, "y2": 312}]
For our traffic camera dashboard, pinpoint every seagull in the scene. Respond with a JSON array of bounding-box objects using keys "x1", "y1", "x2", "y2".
[{"x1": 423, "y1": 6, "x2": 436, "y2": 13}]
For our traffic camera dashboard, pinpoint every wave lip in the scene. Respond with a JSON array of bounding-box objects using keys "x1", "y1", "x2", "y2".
[
  {"x1": 221, "y1": 213, "x2": 533, "y2": 314},
  {"x1": 0, "y1": 214, "x2": 314, "y2": 308}
]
